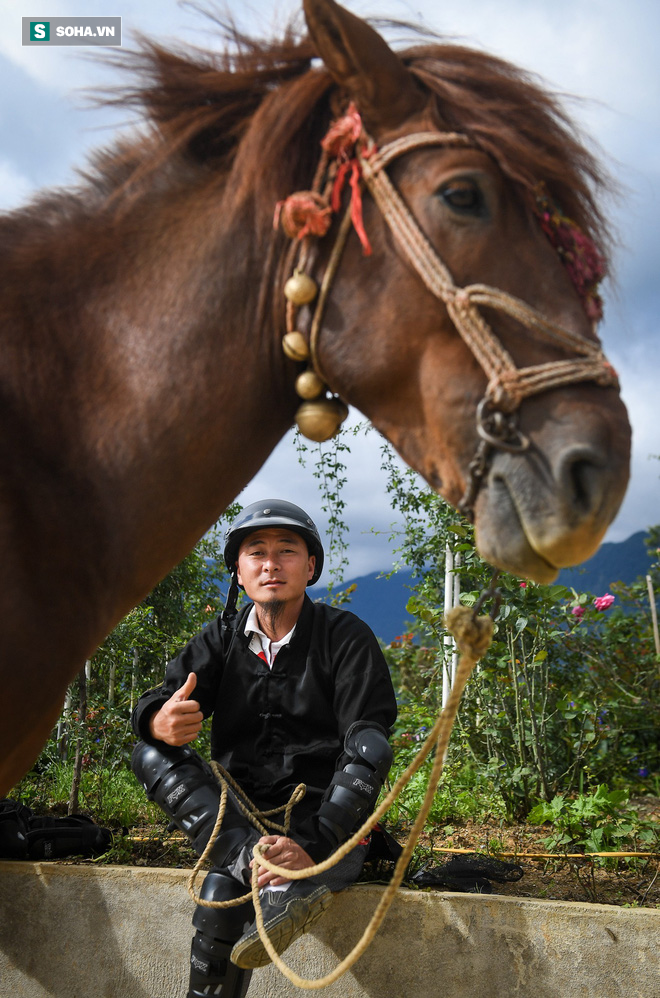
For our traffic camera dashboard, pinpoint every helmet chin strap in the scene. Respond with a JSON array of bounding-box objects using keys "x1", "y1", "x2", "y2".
[{"x1": 222, "y1": 571, "x2": 240, "y2": 626}]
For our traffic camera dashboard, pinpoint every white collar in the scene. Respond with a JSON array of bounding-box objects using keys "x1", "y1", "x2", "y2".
[{"x1": 244, "y1": 604, "x2": 296, "y2": 667}]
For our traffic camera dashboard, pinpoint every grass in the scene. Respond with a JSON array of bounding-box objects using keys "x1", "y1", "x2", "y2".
[{"x1": 14, "y1": 762, "x2": 163, "y2": 829}]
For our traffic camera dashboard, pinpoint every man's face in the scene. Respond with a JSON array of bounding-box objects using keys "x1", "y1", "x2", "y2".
[{"x1": 236, "y1": 528, "x2": 315, "y2": 605}]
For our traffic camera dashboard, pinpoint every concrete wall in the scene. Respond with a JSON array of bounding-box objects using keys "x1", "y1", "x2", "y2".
[{"x1": 0, "y1": 861, "x2": 658, "y2": 998}]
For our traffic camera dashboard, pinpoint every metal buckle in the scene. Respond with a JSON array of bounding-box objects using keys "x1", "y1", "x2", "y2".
[{"x1": 476, "y1": 398, "x2": 530, "y2": 454}]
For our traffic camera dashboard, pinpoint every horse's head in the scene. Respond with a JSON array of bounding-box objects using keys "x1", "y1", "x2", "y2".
[{"x1": 284, "y1": 0, "x2": 631, "y2": 582}]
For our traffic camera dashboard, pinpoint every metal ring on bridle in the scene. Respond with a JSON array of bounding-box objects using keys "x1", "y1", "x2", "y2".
[{"x1": 475, "y1": 398, "x2": 530, "y2": 454}]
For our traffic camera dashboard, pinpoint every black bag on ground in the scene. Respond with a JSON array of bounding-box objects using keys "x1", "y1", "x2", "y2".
[
  {"x1": 366, "y1": 823, "x2": 403, "y2": 864},
  {"x1": 410, "y1": 853, "x2": 524, "y2": 894},
  {"x1": 0, "y1": 799, "x2": 112, "y2": 860},
  {"x1": 0, "y1": 799, "x2": 31, "y2": 858}
]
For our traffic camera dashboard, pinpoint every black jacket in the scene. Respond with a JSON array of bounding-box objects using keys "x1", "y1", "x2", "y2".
[{"x1": 131, "y1": 595, "x2": 397, "y2": 860}]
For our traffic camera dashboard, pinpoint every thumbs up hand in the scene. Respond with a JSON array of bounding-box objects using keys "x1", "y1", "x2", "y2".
[{"x1": 149, "y1": 672, "x2": 204, "y2": 746}]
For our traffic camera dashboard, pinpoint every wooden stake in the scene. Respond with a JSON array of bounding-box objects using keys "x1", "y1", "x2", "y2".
[{"x1": 646, "y1": 574, "x2": 660, "y2": 659}]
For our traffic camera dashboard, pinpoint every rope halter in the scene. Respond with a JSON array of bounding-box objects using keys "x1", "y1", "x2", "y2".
[{"x1": 276, "y1": 104, "x2": 619, "y2": 519}]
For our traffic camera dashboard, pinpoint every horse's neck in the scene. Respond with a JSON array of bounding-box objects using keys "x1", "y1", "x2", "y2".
[{"x1": 2, "y1": 184, "x2": 295, "y2": 641}]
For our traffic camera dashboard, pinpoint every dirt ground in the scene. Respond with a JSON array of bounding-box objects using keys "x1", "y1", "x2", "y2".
[
  {"x1": 417, "y1": 814, "x2": 660, "y2": 908},
  {"x1": 109, "y1": 797, "x2": 659, "y2": 909}
]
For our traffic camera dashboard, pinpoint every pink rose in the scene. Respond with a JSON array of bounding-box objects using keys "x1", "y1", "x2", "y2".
[
  {"x1": 593, "y1": 593, "x2": 615, "y2": 612},
  {"x1": 571, "y1": 606, "x2": 585, "y2": 619}
]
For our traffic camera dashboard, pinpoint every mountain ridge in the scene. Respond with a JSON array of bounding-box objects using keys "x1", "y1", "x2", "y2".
[{"x1": 310, "y1": 530, "x2": 653, "y2": 643}]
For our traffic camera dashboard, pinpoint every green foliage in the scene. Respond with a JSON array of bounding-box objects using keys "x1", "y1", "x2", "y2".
[
  {"x1": 528, "y1": 785, "x2": 659, "y2": 856},
  {"x1": 294, "y1": 426, "x2": 353, "y2": 593},
  {"x1": 14, "y1": 430, "x2": 660, "y2": 872},
  {"x1": 382, "y1": 700, "x2": 507, "y2": 832},
  {"x1": 92, "y1": 518, "x2": 238, "y2": 703},
  {"x1": 15, "y1": 762, "x2": 163, "y2": 829}
]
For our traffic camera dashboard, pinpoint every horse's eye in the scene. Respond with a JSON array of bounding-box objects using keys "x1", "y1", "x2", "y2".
[{"x1": 438, "y1": 179, "x2": 484, "y2": 215}]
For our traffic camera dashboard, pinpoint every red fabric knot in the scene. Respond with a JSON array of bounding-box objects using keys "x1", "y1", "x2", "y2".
[
  {"x1": 321, "y1": 102, "x2": 363, "y2": 159},
  {"x1": 274, "y1": 103, "x2": 373, "y2": 254},
  {"x1": 274, "y1": 191, "x2": 332, "y2": 241}
]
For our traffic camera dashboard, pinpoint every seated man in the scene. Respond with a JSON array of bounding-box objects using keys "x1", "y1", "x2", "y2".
[{"x1": 131, "y1": 499, "x2": 397, "y2": 998}]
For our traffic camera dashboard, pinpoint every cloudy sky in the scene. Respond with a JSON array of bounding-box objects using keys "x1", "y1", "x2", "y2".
[{"x1": 1, "y1": 0, "x2": 658, "y2": 580}]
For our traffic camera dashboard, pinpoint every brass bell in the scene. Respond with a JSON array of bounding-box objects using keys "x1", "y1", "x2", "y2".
[
  {"x1": 295, "y1": 398, "x2": 349, "y2": 442},
  {"x1": 295, "y1": 369, "x2": 325, "y2": 400},
  {"x1": 284, "y1": 270, "x2": 318, "y2": 306},
  {"x1": 282, "y1": 331, "x2": 310, "y2": 363}
]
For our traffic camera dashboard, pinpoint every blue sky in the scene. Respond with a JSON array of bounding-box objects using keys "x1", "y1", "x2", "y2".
[{"x1": 1, "y1": 0, "x2": 658, "y2": 579}]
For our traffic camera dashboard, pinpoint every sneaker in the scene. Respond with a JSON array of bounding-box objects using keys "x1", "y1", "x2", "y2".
[{"x1": 230, "y1": 882, "x2": 332, "y2": 969}]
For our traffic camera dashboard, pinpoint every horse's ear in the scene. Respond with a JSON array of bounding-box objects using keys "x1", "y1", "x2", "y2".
[{"x1": 303, "y1": 0, "x2": 424, "y2": 130}]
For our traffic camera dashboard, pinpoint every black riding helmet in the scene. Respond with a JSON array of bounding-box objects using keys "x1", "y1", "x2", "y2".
[{"x1": 223, "y1": 499, "x2": 324, "y2": 586}]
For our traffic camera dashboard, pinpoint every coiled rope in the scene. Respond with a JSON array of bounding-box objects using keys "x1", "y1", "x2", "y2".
[{"x1": 186, "y1": 604, "x2": 494, "y2": 989}]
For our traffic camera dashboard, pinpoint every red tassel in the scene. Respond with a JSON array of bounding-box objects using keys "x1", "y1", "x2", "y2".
[{"x1": 349, "y1": 160, "x2": 371, "y2": 256}]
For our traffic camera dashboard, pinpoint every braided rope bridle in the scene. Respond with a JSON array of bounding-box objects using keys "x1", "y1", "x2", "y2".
[{"x1": 277, "y1": 108, "x2": 619, "y2": 520}]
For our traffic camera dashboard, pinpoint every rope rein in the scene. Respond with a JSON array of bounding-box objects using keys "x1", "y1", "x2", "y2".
[
  {"x1": 187, "y1": 766, "x2": 307, "y2": 908},
  {"x1": 357, "y1": 138, "x2": 617, "y2": 415},
  {"x1": 186, "y1": 604, "x2": 495, "y2": 989}
]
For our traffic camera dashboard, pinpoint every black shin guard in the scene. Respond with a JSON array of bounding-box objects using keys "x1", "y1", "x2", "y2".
[
  {"x1": 131, "y1": 742, "x2": 248, "y2": 867},
  {"x1": 189, "y1": 933, "x2": 251, "y2": 998},
  {"x1": 188, "y1": 870, "x2": 254, "y2": 998}
]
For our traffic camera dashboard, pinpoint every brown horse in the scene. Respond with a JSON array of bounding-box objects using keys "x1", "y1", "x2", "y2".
[{"x1": 0, "y1": 0, "x2": 630, "y2": 794}]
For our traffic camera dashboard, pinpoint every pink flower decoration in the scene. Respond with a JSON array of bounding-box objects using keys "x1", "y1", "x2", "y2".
[
  {"x1": 571, "y1": 606, "x2": 585, "y2": 619},
  {"x1": 535, "y1": 185, "x2": 606, "y2": 321},
  {"x1": 593, "y1": 593, "x2": 615, "y2": 612},
  {"x1": 519, "y1": 582, "x2": 527, "y2": 588}
]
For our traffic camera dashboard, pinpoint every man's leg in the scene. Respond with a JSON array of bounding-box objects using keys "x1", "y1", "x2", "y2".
[
  {"x1": 229, "y1": 844, "x2": 368, "y2": 970},
  {"x1": 189, "y1": 869, "x2": 254, "y2": 998},
  {"x1": 131, "y1": 742, "x2": 251, "y2": 867},
  {"x1": 230, "y1": 720, "x2": 392, "y2": 971},
  {"x1": 131, "y1": 742, "x2": 332, "y2": 974}
]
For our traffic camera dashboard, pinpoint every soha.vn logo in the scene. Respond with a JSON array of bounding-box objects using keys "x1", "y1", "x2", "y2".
[
  {"x1": 29, "y1": 20, "x2": 118, "y2": 41},
  {"x1": 24, "y1": 17, "x2": 122, "y2": 46}
]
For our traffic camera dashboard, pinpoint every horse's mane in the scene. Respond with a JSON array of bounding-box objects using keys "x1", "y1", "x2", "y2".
[{"x1": 4, "y1": 15, "x2": 614, "y2": 265}]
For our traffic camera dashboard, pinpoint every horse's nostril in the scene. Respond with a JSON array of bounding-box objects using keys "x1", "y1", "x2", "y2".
[{"x1": 562, "y1": 450, "x2": 606, "y2": 515}]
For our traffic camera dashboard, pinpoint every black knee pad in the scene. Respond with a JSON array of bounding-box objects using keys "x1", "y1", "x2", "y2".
[
  {"x1": 131, "y1": 741, "x2": 248, "y2": 867},
  {"x1": 189, "y1": 871, "x2": 253, "y2": 998},
  {"x1": 192, "y1": 870, "x2": 254, "y2": 941},
  {"x1": 318, "y1": 722, "x2": 393, "y2": 847}
]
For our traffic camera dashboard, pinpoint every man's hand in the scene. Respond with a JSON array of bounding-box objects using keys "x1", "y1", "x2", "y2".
[
  {"x1": 148, "y1": 673, "x2": 203, "y2": 746},
  {"x1": 250, "y1": 835, "x2": 315, "y2": 888}
]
